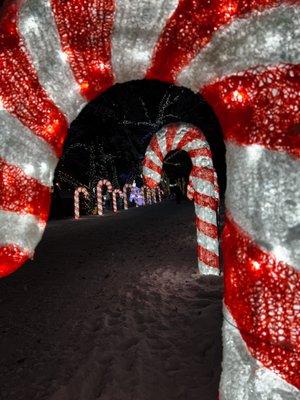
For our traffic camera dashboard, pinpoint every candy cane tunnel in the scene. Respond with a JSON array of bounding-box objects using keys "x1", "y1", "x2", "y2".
[{"x1": 0, "y1": 1, "x2": 299, "y2": 399}]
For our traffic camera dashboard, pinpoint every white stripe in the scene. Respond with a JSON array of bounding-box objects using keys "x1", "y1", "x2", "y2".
[
  {"x1": 181, "y1": 139, "x2": 208, "y2": 152},
  {"x1": 178, "y1": 5, "x2": 300, "y2": 91},
  {"x1": 19, "y1": 0, "x2": 86, "y2": 123},
  {"x1": 190, "y1": 176, "x2": 218, "y2": 199},
  {"x1": 0, "y1": 110, "x2": 58, "y2": 186},
  {"x1": 142, "y1": 166, "x2": 161, "y2": 184},
  {"x1": 226, "y1": 141, "x2": 300, "y2": 269},
  {"x1": 156, "y1": 131, "x2": 167, "y2": 158},
  {"x1": 0, "y1": 210, "x2": 45, "y2": 254},
  {"x1": 194, "y1": 205, "x2": 217, "y2": 226},
  {"x1": 198, "y1": 261, "x2": 219, "y2": 276},
  {"x1": 221, "y1": 306, "x2": 299, "y2": 399},
  {"x1": 197, "y1": 230, "x2": 219, "y2": 255},
  {"x1": 147, "y1": 150, "x2": 163, "y2": 168},
  {"x1": 191, "y1": 156, "x2": 213, "y2": 168},
  {"x1": 111, "y1": 0, "x2": 179, "y2": 83}
]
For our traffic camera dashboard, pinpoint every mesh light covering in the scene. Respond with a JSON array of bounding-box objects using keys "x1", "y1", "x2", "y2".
[
  {"x1": 0, "y1": 0, "x2": 299, "y2": 398},
  {"x1": 143, "y1": 123, "x2": 220, "y2": 276}
]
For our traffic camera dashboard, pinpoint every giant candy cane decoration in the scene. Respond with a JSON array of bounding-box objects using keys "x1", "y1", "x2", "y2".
[
  {"x1": 0, "y1": 0, "x2": 298, "y2": 398},
  {"x1": 97, "y1": 179, "x2": 113, "y2": 216},
  {"x1": 74, "y1": 187, "x2": 89, "y2": 220},
  {"x1": 143, "y1": 123, "x2": 220, "y2": 276}
]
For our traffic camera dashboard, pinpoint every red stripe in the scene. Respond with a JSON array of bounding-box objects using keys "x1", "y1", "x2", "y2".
[
  {"x1": 166, "y1": 124, "x2": 179, "y2": 153},
  {"x1": 149, "y1": 135, "x2": 164, "y2": 161},
  {"x1": 0, "y1": 3, "x2": 68, "y2": 156},
  {"x1": 146, "y1": 0, "x2": 283, "y2": 82},
  {"x1": 143, "y1": 158, "x2": 162, "y2": 175},
  {"x1": 190, "y1": 166, "x2": 215, "y2": 185},
  {"x1": 196, "y1": 217, "x2": 218, "y2": 239},
  {"x1": 143, "y1": 176, "x2": 158, "y2": 189},
  {"x1": 177, "y1": 128, "x2": 202, "y2": 149},
  {"x1": 203, "y1": 64, "x2": 300, "y2": 158},
  {"x1": 194, "y1": 192, "x2": 218, "y2": 210},
  {"x1": 223, "y1": 215, "x2": 300, "y2": 388},
  {"x1": 0, "y1": 244, "x2": 30, "y2": 278},
  {"x1": 197, "y1": 245, "x2": 219, "y2": 268},
  {"x1": 189, "y1": 148, "x2": 212, "y2": 159},
  {"x1": 0, "y1": 159, "x2": 51, "y2": 222},
  {"x1": 51, "y1": 0, "x2": 115, "y2": 101}
]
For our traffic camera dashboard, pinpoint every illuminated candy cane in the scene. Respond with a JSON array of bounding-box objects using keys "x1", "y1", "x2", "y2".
[
  {"x1": 144, "y1": 187, "x2": 152, "y2": 205},
  {"x1": 97, "y1": 179, "x2": 112, "y2": 216},
  {"x1": 151, "y1": 188, "x2": 157, "y2": 204},
  {"x1": 112, "y1": 189, "x2": 123, "y2": 213},
  {"x1": 74, "y1": 187, "x2": 89, "y2": 220},
  {"x1": 123, "y1": 183, "x2": 132, "y2": 210},
  {"x1": 0, "y1": 1, "x2": 298, "y2": 399},
  {"x1": 156, "y1": 187, "x2": 163, "y2": 203},
  {"x1": 143, "y1": 123, "x2": 219, "y2": 276},
  {"x1": 139, "y1": 186, "x2": 146, "y2": 207}
]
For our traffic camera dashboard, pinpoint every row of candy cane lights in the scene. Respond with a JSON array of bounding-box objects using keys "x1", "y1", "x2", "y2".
[{"x1": 74, "y1": 180, "x2": 163, "y2": 219}]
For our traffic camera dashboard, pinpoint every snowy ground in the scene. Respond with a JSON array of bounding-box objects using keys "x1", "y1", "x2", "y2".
[{"x1": 0, "y1": 200, "x2": 223, "y2": 400}]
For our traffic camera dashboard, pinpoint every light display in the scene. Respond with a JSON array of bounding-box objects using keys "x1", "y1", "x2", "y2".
[
  {"x1": 74, "y1": 187, "x2": 89, "y2": 220},
  {"x1": 112, "y1": 188, "x2": 123, "y2": 213},
  {"x1": 129, "y1": 185, "x2": 145, "y2": 207},
  {"x1": 143, "y1": 123, "x2": 220, "y2": 276},
  {"x1": 96, "y1": 179, "x2": 113, "y2": 216},
  {"x1": 0, "y1": 1, "x2": 298, "y2": 398},
  {"x1": 123, "y1": 183, "x2": 132, "y2": 210}
]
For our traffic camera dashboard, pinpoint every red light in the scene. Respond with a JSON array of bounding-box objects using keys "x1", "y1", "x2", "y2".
[{"x1": 80, "y1": 81, "x2": 89, "y2": 91}]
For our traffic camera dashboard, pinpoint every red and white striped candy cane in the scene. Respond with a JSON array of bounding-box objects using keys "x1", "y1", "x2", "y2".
[
  {"x1": 112, "y1": 189, "x2": 123, "y2": 213},
  {"x1": 74, "y1": 187, "x2": 89, "y2": 220},
  {"x1": 151, "y1": 188, "x2": 157, "y2": 204},
  {"x1": 140, "y1": 186, "x2": 145, "y2": 207},
  {"x1": 156, "y1": 187, "x2": 163, "y2": 203},
  {"x1": 123, "y1": 183, "x2": 132, "y2": 210},
  {"x1": 144, "y1": 187, "x2": 152, "y2": 205},
  {"x1": 143, "y1": 123, "x2": 220, "y2": 276},
  {"x1": 0, "y1": 1, "x2": 298, "y2": 398},
  {"x1": 97, "y1": 179, "x2": 112, "y2": 216}
]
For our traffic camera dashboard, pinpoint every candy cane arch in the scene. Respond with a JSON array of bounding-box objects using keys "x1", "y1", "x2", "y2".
[
  {"x1": 74, "y1": 187, "x2": 89, "y2": 220},
  {"x1": 143, "y1": 123, "x2": 220, "y2": 276},
  {"x1": 112, "y1": 189, "x2": 123, "y2": 213},
  {"x1": 0, "y1": 0, "x2": 298, "y2": 398},
  {"x1": 97, "y1": 179, "x2": 112, "y2": 216},
  {"x1": 123, "y1": 183, "x2": 132, "y2": 210}
]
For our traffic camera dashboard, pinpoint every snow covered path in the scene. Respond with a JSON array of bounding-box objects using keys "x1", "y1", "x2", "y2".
[{"x1": 0, "y1": 201, "x2": 223, "y2": 400}]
